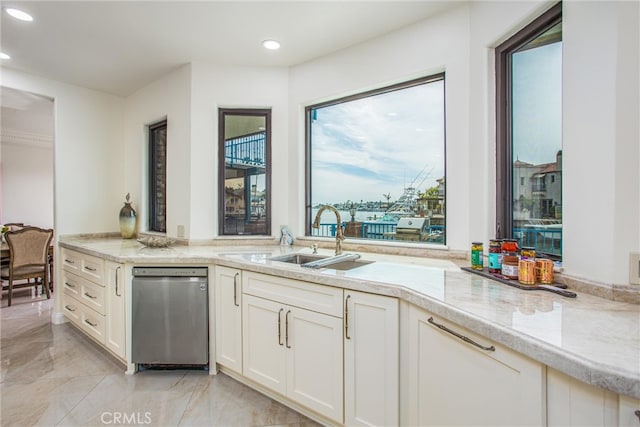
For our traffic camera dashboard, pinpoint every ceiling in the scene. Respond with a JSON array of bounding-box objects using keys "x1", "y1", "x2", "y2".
[{"x1": 0, "y1": 1, "x2": 461, "y2": 98}]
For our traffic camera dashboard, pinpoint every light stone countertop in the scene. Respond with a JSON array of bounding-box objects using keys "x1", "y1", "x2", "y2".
[{"x1": 58, "y1": 235, "x2": 640, "y2": 399}]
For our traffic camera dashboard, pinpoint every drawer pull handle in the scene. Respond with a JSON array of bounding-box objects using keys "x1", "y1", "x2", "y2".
[
  {"x1": 65, "y1": 305, "x2": 76, "y2": 312},
  {"x1": 84, "y1": 319, "x2": 98, "y2": 327},
  {"x1": 84, "y1": 266, "x2": 97, "y2": 272},
  {"x1": 84, "y1": 292, "x2": 97, "y2": 299},
  {"x1": 233, "y1": 273, "x2": 240, "y2": 307},
  {"x1": 115, "y1": 266, "x2": 121, "y2": 296},
  {"x1": 345, "y1": 294, "x2": 351, "y2": 340},
  {"x1": 427, "y1": 317, "x2": 495, "y2": 352},
  {"x1": 65, "y1": 282, "x2": 76, "y2": 288},
  {"x1": 285, "y1": 310, "x2": 292, "y2": 349},
  {"x1": 634, "y1": 410, "x2": 640, "y2": 422},
  {"x1": 65, "y1": 259, "x2": 75, "y2": 264},
  {"x1": 278, "y1": 308, "x2": 284, "y2": 346}
]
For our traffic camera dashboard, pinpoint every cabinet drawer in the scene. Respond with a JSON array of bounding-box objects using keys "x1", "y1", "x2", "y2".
[
  {"x1": 80, "y1": 305, "x2": 106, "y2": 345},
  {"x1": 61, "y1": 248, "x2": 82, "y2": 274},
  {"x1": 63, "y1": 293, "x2": 106, "y2": 345},
  {"x1": 243, "y1": 271, "x2": 343, "y2": 317},
  {"x1": 80, "y1": 254, "x2": 104, "y2": 283},
  {"x1": 79, "y1": 278, "x2": 106, "y2": 315},
  {"x1": 62, "y1": 293, "x2": 82, "y2": 326},
  {"x1": 62, "y1": 271, "x2": 82, "y2": 299}
]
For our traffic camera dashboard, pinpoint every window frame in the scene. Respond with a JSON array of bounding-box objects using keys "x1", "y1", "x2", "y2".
[
  {"x1": 304, "y1": 73, "x2": 446, "y2": 240},
  {"x1": 495, "y1": 3, "x2": 562, "y2": 240},
  {"x1": 148, "y1": 119, "x2": 167, "y2": 233},
  {"x1": 217, "y1": 108, "x2": 272, "y2": 236}
]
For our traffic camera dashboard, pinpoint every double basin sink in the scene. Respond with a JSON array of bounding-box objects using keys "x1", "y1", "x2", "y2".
[{"x1": 268, "y1": 252, "x2": 373, "y2": 271}]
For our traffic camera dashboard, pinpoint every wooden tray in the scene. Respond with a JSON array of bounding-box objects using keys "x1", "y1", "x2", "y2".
[{"x1": 461, "y1": 267, "x2": 576, "y2": 298}]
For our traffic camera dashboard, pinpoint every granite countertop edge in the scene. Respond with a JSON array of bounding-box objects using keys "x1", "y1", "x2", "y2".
[{"x1": 57, "y1": 239, "x2": 640, "y2": 399}]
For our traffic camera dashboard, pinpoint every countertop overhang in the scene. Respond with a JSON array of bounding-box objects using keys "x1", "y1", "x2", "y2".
[{"x1": 58, "y1": 236, "x2": 640, "y2": 399}]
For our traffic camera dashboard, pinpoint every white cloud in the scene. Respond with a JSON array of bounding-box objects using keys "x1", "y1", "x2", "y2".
[{"x1": 310, "y1": 80, "x2": 445, "y2": 204}]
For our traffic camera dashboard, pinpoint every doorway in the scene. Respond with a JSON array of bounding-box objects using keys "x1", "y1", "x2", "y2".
[{"x1": 0, "y1": 86, "x2": 55, "y2": 228}]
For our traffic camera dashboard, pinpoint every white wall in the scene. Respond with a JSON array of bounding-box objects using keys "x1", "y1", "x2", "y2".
[
  {"x1": 124, "y1": 63, "x2": 288, "y2": 239},
  {"x1": 288, "y1": 5, "x2": 471, "y2": 249},
  {"x1": 123, "y1": 64, "x2": 192, "y2": 238},
  {"x1": 562, "y1": 1, "x2": 639, "y2": 285},
  {"x1": 1, "y1": 69, "x2": 125, "y2": 236},
  {"x1": 1, "y1": 141, "x2": 54, "y2": 228},
  {"x1": 189, "y1": 63, "x2": 289, "y2": 239}
]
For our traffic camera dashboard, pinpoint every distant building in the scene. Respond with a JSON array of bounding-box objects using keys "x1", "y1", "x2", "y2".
[
  {"x1": 417, "y1": 177, "x2": 445, "y2": 216},
  {"x1": 513, "y1": 150, "x2": 562, "y2": 220}
]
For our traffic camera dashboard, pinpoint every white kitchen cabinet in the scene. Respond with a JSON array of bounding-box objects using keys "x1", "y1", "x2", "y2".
[
  {"x1": 105, "y1": 261, "x2": 126, "y2": 360},
  {"x1": 407, "y1": 305, "x2": 544, "y2": 426},
  {"x1": 344, "y1": 290, "x2": 399, "y2": 427},
  {"x1": 61, "y1": 249, "x2": 107, "y2": 345},
  {"x1": 60, "y1": 248, "x2": 125, "y2": 361},
  {"x1": 214, "y1": 266, "x2": 243, "y2": 374},
  {"x1": 619, "y1": 395, "x2": 640, "y2": 427},
  {"x1": 242, "y1": 272, "x2": 343, "y2": 423},
  {"x1": 547, "y1": 367, "x2": 620, "y2": 426}
]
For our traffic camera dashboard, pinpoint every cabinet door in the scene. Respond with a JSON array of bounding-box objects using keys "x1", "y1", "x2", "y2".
[
  {"x1": 215, "y1": 266, "x2": 243, "y2": 373},
  {"x1": 619, "y1": 395, "x2": 640, "y2": 427},
  {"x1": 287, "y1": 306, "x2": 343, "y2": 423},
  {"x1": 547, "y1": 367, "x2": 618, "y2": 426},
  {"x1": 344, "y1": 291, "x2": 399, "y2": 427},
  {"x1": 242, "y1": 294, "x2": 286, "y2": 395},
  {"x1": 408, "y1": 306, "x2": 544, "y2": 426},
  {"x1": 105, "y1": 261, "x2": 126, "y2": 360}
]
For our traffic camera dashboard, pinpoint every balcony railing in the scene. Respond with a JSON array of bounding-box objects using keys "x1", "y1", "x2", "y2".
[
  {"x1": 513, "y1": 226, "x2": 562, "y2": 257},
  {"x1": 311, "y1": 221, "x2": 445, "y2": 243},
  {"x1": 310, "y1": 222, "x2": 561, "y2": 257},
  {"x1": 225, "y1": 131, "x2": 266, "y2": 169}
]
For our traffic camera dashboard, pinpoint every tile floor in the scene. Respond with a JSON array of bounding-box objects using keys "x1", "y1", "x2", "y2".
[{"x1": 1, "y1": 290, "x2": 320, "y2": 426}]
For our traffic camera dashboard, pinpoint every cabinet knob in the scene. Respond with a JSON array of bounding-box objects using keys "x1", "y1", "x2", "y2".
[{"x1": 634, "y1": 410, "x2": 640, "y2": 423}]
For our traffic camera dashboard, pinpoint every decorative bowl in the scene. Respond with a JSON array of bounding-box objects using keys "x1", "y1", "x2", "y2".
[{"x1": 137, "y1": 236, "x2": 175, "y2": 248}]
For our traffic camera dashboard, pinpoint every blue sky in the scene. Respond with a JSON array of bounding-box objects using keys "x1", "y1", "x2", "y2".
[
  {"x1": 310, "y1": 80, "x2": 445, "y2": 204},
  {"x1": 512, "y1": 42, "x2": 563, "y2": 165}
]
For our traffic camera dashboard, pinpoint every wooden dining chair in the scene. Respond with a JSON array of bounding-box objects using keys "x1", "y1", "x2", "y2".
[{"x1": 1, "y1": 227, "x2": 53, "y2": 306}]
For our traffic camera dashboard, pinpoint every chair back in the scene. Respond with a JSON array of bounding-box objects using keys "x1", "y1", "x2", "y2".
[
  {"x1": 5, "y1": 227, "x2": 53, "y2": 270},
  {"x1": 4, "y1": 223, "x2": 25, "y2": 232}
]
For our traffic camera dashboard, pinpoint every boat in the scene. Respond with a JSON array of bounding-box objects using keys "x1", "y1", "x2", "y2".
[{"x1": 379, "y1": 165, "x2": 433, "y2": 222}]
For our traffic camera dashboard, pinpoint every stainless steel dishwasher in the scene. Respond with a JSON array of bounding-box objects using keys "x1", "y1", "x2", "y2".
[{"x1": 131, "y1": 266, "x2": 209, "y2": 366}]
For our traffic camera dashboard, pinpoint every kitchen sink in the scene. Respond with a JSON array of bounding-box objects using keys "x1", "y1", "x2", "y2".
[{"x1": 268, "y1": 253, "x2": 374, "y2": 271}]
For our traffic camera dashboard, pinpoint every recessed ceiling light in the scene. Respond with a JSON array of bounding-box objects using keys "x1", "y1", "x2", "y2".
[
  {"x1": 0, "y1": 52, "x2": 10, "y2": 60},
  {"x1": 262, "y1": 40, "x2": 281, "y2": 50},
  {"x1": 5, "y1": 7, "x2": 33, "y2": 22}
]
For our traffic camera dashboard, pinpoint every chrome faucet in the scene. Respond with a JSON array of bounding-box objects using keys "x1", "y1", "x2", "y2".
[{"x1": 312, "y1": 205, "x2": 344, "y2": 255}]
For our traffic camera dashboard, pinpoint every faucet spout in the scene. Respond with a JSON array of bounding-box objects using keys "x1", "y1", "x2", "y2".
[{"x1": 312, "y1": 205, "x2": 344, "y2": 255}]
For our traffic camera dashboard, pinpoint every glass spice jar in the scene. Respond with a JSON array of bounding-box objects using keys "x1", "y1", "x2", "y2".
[
  {"x1": 520, "y1": 246, "x2": 536, "y2": 260},
  {"x1": 488, "y1": 239, "x2": 502, "y2": 273},
  {"x1": 471, "y1": 242, "x2": 484, "y2": 270},
  {"x1": 501, "y1": 254, "x2": 519, "y2": 279},
  {"x1": 501, "y1": 239, "x2": 519, "y2": 254}
]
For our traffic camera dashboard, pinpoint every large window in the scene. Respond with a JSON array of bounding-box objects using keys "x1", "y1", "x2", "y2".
[
  {"x1": 306, "y1": 74, "x2": 446, "y2": 244},
  {"x1": 218, "y1": 109, "x2": 271, "y2": 235},
  {"x1": 148, "y1": 120, "x2": 167, "y2": 233},
  {"x1": 496, "y1": 3, "x2": 562, "y2": 259}
]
